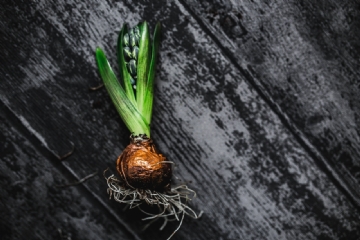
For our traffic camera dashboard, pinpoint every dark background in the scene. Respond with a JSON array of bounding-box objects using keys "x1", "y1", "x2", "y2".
[{"x1": 1, "y1": 0, "x2": 360, "y2": 239}]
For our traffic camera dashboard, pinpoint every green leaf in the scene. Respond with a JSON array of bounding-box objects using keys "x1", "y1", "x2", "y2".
[
  {"x1": 136, "y1": 21, "x2": 151, "y2": 114},
  {"x1": 117, "y1": 24, "x2": 136, "y2": 105},
  {"x1": 95, "y1": 47, "x2": 150, "y2": 136},
  {"x1": 143, "y1": 22, "x2": 161, "y2": 125}
]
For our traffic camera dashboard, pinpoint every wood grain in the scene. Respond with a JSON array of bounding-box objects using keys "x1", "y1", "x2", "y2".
[
  {"x1": 0, "y1": 102, "x2": 136, "y2": 240},
  {"x1": 181, "y1": 0, "x2": 360, "y2": 205},
  {"x1": 1, "y1": 0, "x2": 360, "y2": 239}
]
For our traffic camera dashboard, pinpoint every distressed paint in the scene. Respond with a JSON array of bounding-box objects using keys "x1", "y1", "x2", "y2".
[{"x1": 1, "y1": 0, "x2": 360, "y2": 239}]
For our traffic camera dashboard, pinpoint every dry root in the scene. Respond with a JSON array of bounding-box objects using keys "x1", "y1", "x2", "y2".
[{"x1": 105, "y1": 170, "x2": 202, "y2": 239}]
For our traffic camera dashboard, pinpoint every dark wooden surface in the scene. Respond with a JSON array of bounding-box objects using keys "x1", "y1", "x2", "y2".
[{"x1": 1, "y1": 0, "x2": 360, "y2": 239}]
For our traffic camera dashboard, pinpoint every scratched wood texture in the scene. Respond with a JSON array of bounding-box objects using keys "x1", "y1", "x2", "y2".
[
  {"x1": 183, "y1": 0, "x2": 360, "y2": 208},
  {"x1": 1, "y1": 0, "x2": 360, "y2": 240}
]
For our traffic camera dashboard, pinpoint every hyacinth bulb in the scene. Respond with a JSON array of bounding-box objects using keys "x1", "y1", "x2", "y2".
[
  {"x1": 116, "y1": 135, "x2": 172, "y2": 191},
  {"x1": 96, "y1": 21, "x2": 201, "y2": 239}
]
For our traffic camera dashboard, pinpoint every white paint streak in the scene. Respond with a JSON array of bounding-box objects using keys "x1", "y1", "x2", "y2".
[{"x1": 18, "y1": 115, "x2": 48, "y2": 149}]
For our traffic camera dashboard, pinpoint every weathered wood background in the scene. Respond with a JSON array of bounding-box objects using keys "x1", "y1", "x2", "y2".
[{"x1": 1, "y1": 0, "x2": 360, "y2": 239}]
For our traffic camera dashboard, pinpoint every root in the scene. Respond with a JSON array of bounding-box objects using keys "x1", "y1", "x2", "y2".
[
  {"x1": 56, "y1": 171, "x2": 98, "y2": 188},
  {"x1": 89, "y1": 83, "x2": 104, "y2": 91},
  {"x1": 104, "y1": 170, "x2": 202, "y2": 239},
  {"x1": 57, "y1": 142, "x2": 75, "y2": 161}
]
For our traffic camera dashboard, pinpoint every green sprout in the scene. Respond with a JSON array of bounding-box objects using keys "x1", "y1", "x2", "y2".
[
  {"x1": 96, "y1": 22, "x2": 201, "y2": 238},
  {"x1": 96, "y1": 22, "x2": 161, "y2": 137}
]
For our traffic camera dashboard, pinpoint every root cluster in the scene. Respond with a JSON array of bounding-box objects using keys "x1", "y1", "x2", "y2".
[{"x1": 105, "y1": 172, "x2": 202, "y2": 239}]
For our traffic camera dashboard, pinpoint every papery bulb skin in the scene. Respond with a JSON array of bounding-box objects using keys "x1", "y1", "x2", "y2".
[{"x1": 116, "y1": 135, "x2": 172, "y2": 192}]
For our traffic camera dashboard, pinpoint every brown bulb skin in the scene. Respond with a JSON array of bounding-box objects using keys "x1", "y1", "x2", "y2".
[{"x1": 116, "y1": 135, "x2": 172, "y2": 192}]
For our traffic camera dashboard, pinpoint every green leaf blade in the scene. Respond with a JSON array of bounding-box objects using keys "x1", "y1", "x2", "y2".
[
  {"x1": 96, "y1": 47, "x2": 150, "y2": 136},
  {"x1": 136, "y1": 21, "x2": 151, "y2": 114},
  {"x1": 143, "y1": 22, "x2": 161, "y2": 125}
]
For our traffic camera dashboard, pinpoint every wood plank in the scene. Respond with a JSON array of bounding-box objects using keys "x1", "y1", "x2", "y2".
[
  {"x1": 1, "y1": 0, "x2": 360, "y2": 239},
  {"x1": 0, "y1": 102, "x2": 136, "y2": 240},
  {"x1": 181, "y1": 0, "x2": 360, "y2": 205}
]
